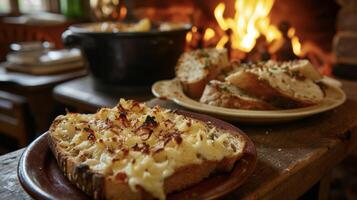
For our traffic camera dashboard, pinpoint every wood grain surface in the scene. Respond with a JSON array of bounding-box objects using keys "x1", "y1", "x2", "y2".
[
  {"x1": 0, "y1": 150, "x2": 31, "y2": 200},
  {"x1": 1, "y1": 79, "x2": 356, "y2": 200}
]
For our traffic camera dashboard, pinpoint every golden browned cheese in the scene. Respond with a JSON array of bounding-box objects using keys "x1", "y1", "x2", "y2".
[{"x1": 50, "y1": 99, "x2": 244, "y2": 200}]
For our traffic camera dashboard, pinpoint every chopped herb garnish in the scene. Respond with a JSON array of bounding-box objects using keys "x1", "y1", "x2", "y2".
[
  {"x1": 199, "y1": 49, "x2": 210, "y2": 58},
  {"x1": 204, "y1": 58, "x2": 210, "y2": 68},
  {"x1": 219, "y1": 85, "x2": 229, "y2": 92}
]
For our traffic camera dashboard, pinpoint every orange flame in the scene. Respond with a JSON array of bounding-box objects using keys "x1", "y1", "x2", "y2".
[
  {"x1": 186, "y1": 32, "x2": 193, "y2": 43},
  {"x1": 185, "y1": 26, "x2": 197, "y2": 43},
  {"x1": 288, "y1": 28, "x2": 301, "y2": 56},
  {"x1": 186, "y1": 26, "x2": 216, "y2": 45},
  {"x1": 204, "y1": 28, "x2": 216, "y2": 41},
  {"x1": 120, "y1": 5, "x2": 127, "y2": 19},
  {"x1": 214, "y1": 0, "x2": 302, "y2": 55}
]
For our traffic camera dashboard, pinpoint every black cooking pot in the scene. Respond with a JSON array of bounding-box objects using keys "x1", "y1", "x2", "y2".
[{"x1": 62, "y1": 22, "x2": 191, "y2": 85}]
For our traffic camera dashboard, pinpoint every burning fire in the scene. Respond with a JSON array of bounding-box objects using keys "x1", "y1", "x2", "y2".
[
  {"x1": 288, "y1": 28, "x2": 301, "y2": 56},
  {"x1": 213, "y1": 0, "x2": 301, "y2": 56},
  {"x1": 204, "y1": 28, "x2": 216, "y2": 41},
  {"x1": 186, "y1": 26, "x2": 216, "y2": 48}
]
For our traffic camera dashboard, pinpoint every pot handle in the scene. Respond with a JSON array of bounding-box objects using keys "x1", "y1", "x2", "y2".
[{"x1": 62, "y1": 30, "x2": 81, "y2": 48}]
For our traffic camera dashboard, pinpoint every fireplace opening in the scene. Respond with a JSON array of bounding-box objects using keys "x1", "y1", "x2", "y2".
[{"x1": 128, "y1": 0, "x2": 340, "y2": 75}]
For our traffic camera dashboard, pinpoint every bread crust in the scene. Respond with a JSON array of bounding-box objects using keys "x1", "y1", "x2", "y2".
[
  {"x1": 180, "y1": 65, "x2": 223, "y2": 99},
  {"x1": 180, "y1": 78, "x2": 207, "y2": 99},
  {"x1": 176, "y1": 48, "x2": 229, "y2": 98},
  {"x1": 48, "y1": 133, "x2": 106, "y2": 199},
  {"x1": 200, "y1": 81, "x2": 276, "y2": 110}
]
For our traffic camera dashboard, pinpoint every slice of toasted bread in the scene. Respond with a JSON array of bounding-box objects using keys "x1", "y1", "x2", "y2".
[
  {"x1": 48, "y1": 99, "x2": 245, "y2": 200},
  {"x1": 226, "y1": 61, "x2": 324, "y2": 108},
  {"x1": 200, "y1": 80, "x2": 276, "y2": 110},
  {"x1": 215, "y1": 60, "x2": 241, "y2": 82},
  {"x1": 281, "y1": 59, "x2": 322, "y2": 81},
  {"x1": 175, "y1": 48, "x2": 229, "y2": 98}
]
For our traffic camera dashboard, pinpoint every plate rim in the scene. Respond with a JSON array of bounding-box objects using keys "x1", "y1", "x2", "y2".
[
  {"x1": 18, "y1": 110, "x2": 257, "y2": 200},
  {"x1": 152, "y1": 77, "x2": 346, "y2": 120},
  {"x1": 18, "y1": 133, "x2": 54, "y2": 200}
]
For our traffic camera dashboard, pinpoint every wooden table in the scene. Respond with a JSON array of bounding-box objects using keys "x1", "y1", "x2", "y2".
[
  {"x1": 1, "y1": 79, "x2": 356, "y2": 199},
  {"x1": 0, "y1": 66, "x2": 87, "y2": 133},
  {"x1": 53, "y1": 76, "x2": 153, "y2": 112}
]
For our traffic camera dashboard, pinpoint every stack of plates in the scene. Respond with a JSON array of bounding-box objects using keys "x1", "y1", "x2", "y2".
[{"x1": 4, "y1": 42, "x2": 84, "y2": 75}]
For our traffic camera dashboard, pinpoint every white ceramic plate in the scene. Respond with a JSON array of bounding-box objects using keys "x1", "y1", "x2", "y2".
[{"x1": 151, "y1": 77, "x2": 346, "y2": 124}]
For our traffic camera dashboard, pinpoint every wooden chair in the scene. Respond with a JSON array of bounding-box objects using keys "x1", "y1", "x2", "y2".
[{"x1": 0, "y1": 90, "x2": 34, "y2": 147}]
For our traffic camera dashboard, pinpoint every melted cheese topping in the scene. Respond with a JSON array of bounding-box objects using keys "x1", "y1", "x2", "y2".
[
  {"x1": 254, "y1": 66, "x2": 323, "y2": 103},
  {"x1": 230, "y1": 61, "x2": 324, "y2": 103},
  {"x1": 50, "y1": 99, "x2": 244, "y2": 200}
]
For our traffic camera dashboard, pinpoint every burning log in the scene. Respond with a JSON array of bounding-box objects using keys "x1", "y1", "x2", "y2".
[
  {"x1": 224, "y1": 28, "x2": 233, "y2": 60},
  {"x1": 273, "y1": 21, "x2": 298, "y2": 61},
  {"x1": 197, "y1": 27, "x2": 205, "y2": 49},
  {"x1": 245, "y1": 36, "x2": 271, "y2": 62}
]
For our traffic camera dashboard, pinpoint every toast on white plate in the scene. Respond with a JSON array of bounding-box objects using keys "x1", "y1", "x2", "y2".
[
  {"x1": 175, "y1": 48, "x2": 230, "y2": 98},
  {"x1": 226, "y1": 61, "x2": 324, "y2": 108},
  {"x1": 48, "y1": 99, "x2": 246, "y2": 200},
  {"x1": 200, "y1": 80, "x2": 276, "y2": 110}
]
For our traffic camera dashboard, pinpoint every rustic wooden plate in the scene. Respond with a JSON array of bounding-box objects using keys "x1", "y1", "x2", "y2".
[
  {"x1": 152, "y1": 77, "x2": 346, "y2": 124},
  {"x1": 18, "y1": 110, "x2": 257, "y2": 200}
]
